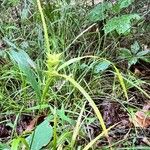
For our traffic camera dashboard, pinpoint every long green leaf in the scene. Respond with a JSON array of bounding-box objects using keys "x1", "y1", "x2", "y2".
[
  {"x1": 54, "y1": 73, "x2": 108, "y2": 140},
  {"x1": 57, "y1": 56, "x2": 98, "y2": 71},
  {"x1": 71, "y1": 102, "x2": 86, "y2": 147},
  {"x1": 83, "y1": 124, "x2": 116, "y2": 150},
  {"x1": 113, "y1": 65, "x2": 128, "y2": 100},
  {"x1": 123, "y1": 77, "x2": 150, "y2": 99},
  {"x1": 37, "y1": 0, "x2": 50, "y2": 52},
  {"x1": 9, "y1": 50, "x2": 41, "y2": 101}
]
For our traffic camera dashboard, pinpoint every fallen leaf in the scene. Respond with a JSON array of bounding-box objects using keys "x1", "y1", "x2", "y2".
[
  {"x1": 25, "y1": 118, "x2": 37, "y2": 132},
  {"x1": 134, "y1": 111, "x2": 150, "y2": 128},
  {"x1": 134, "y1": 68, "x2": 142, "y2": 76},
  {"x1": 132, "y1": 103, "x2": 150, "y2": 128},
  {"x1": 25, "y1": 115, "x2": 45, "y2": 132}
]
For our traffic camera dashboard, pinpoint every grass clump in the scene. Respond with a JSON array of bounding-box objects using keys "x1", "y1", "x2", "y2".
[{"x1": 0, "y1": 0, "x2": 150, "y2": 149}]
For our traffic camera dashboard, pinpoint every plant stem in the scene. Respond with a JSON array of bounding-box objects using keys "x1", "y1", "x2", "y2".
[{"x1": 37, "y1": 0, "x2": 50, "y2": 53}]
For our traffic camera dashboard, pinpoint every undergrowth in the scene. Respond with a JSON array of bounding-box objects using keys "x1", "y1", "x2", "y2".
[{"x1": 0, "y1": 0, "x2": 150, "y2": 150}]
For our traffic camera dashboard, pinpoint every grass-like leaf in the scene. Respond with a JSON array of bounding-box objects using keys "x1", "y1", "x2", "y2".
[
  {"x1": 57, "y1": 56, "x2": 98, "y2": 71},
  {"x1": 36, "y1": 0, "x2": 50, "y2": 52},
  {"x1": 113, "y1": 65, "x2": 128, "y2": 100},
  {"x1": 71, "y1": 102, "x2": 86, "y2": 148},
  {"x1": 83, "y1": 124, "x2": 116, "y2": 150},
  {"x1": 54, "y1": 73, "x2": 109, "y2": 141}
]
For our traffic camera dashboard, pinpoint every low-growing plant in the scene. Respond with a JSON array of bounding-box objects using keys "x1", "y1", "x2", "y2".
[
  {"x1": 1, "y1": 0, "x2": 150, "y2": 149},
  {"x1": 7, "y1": 0, "x2": 136, "y2": 147},
  {"x1": 87, "y1": 0, "x2": 141, "y2": 35},
  {"x1": 6, "y1": 0, "x2": 110, "y2": 149},
  {"x1": 119, "y1": 41, "x2": 150, "y2": 68}
]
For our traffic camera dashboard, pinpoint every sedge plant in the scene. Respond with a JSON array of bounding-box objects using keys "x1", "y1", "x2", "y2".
[{"x1": 7, "y1": 0, "x2": 150, "y2": 150}]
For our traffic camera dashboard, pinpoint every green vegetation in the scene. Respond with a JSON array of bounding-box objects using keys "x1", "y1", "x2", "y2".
[{"x1": 0, "y1": 0, "x2": 150, "y2": 149}]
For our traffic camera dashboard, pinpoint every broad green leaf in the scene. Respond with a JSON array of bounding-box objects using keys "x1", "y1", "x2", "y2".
[
  {"x1": 9, "y1": 50, "x2": 41, "y2": 101},
  {"x1": 104, "y1": 14, "x2": 140, "y2": 34},
  {"x1": 111, "y1": 4, "x2": 121, "y2": 14},
  {"x1": 0, "y1": 143, "x2": 10, "y2": 150},
  {"x1": 131, "y1": 41, "x2": 140, "y2": 54},
  {"x1": 94, "y1": 60, "x2": 111, "y2": 73},
  {"x1": 128, "y1": 57, "x2": 138, "y2": 68},
  {"x1": 26, "y1": 117, "x2": 53, "y2": 150},
  {"x1": 140, "y1": 57, "x2": 150, "y2": 63},
  {"x1": 87, "y1": 2, "x2": 112, "y2": 22},
  {"x1": 118, "y1": 0, "x2": 134, "y2": 9},
  {"x1": 119, "y1": 48, "x2": 132, "y2": 59},
  {"x1": 137, "y1": 50, "x2": 150, "y2": 57},
  {"x1": 112, "y1": 0, "x2": 134, "y2": 13}
]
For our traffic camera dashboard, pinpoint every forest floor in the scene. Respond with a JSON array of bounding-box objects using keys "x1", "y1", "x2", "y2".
[{"x1": 0, "y1": 0, "x2": 150, "y2": 149}]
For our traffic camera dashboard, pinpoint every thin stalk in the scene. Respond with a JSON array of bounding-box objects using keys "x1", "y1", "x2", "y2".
[
  {"x1": 71, "y1": 102, "x2": 86, "y2": 148},
  {"x1": 41, "y1": 78, "x2": 52, "y2": 102},
  {"x1": 53, "y1": 72, "x2": 111, "y2": 147},
  {"x1": 37, "y1": 0, "x2": 50, "y2": 52},
  {"x1": 53, "y1": 108, "x2": 57, "y2": 150}
]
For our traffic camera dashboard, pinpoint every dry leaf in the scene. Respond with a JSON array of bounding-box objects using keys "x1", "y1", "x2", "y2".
[
  {"x1": 25, "y1": 115, "x2": 45, "y2": 132},
  {"x1": 134, "y1": 68, "x2": 142, "y2": 76},
  {"x1": 25, "y1": 118, "x2": 37, "y2": 132},
  {"x1": 133, "y1": 111, "x2": 150, "y2": 128},
  {"x1": 132, "y1": 104, "x2": 150, "y2": 128}
]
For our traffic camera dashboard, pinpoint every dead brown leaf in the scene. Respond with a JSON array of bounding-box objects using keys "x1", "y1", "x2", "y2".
[
  {"x1": 132, "y1": 104, "x2": 150, "y2": 128},
  {"x1": 25, "y1": 115, "x2": 45, "y2": 132},
  {"x1": 25, "y1": 118, "x2": 37, "y2": 132},
  {"x1": 134, "y1": 68, "x2": 142, "y2": 76}
]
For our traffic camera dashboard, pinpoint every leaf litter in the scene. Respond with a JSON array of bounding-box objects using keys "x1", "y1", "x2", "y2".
[{"x1": 131, "y1": 103, "x2": 150, "y2": 128}]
